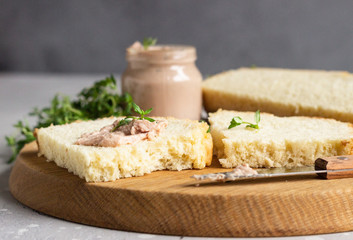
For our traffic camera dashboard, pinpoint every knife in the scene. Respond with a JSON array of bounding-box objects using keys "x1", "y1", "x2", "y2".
[{"x1": 191, "y1": 155, "x2": 353, "y2": 182}]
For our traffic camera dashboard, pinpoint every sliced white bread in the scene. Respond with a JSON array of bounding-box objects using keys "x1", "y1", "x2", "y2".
[
  {"x1": 35, "y1": 117, "x2": 212, "y2": 182},
  {"x1": 202, "y1": 68, "x2": 353, "y2": 122},
  {"x1": 209, "y1": 109, "x2": 353, "y2": 168}
]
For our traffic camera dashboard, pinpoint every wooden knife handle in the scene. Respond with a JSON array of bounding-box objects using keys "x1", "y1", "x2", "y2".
[{"x1": 315, "y1": 155, "x2": 353, "y2": 179}]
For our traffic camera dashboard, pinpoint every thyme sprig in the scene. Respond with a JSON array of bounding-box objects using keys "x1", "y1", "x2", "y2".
[{"x1": 112, "y1": 103, "x2": 155, "y2": 132}]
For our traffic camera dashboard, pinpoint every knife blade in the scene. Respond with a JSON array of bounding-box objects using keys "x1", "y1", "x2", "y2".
[{"x1": 191, "y1": 155, "x2": 353, "y2": 182}]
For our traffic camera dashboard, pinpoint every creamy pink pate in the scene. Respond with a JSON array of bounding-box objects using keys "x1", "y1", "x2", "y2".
[
  {"x1": 192, "y1": 164, "x2": 258, "y2": 181},
  {"x1": 75, "y1": 119, "x2": 167, "y2": 147}
]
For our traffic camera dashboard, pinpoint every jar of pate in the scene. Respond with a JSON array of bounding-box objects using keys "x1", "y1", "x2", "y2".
[{"x1": 122, "y1": 42, "x2": 202, "y2": 120}]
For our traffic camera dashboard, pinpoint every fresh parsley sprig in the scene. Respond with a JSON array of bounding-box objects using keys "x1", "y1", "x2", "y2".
[
  {"x1": 6, "y1": 75, "x2": 134, "y2": 163},
  {"x1": 228, "y1": 110, "x2": 261, "y2": 130},
  {"x1": 142, "y1": 37, "x2": 157, "y2": 50},
  {"x1": 111, "y1": 103, "x2": 156, "y2": 132}
]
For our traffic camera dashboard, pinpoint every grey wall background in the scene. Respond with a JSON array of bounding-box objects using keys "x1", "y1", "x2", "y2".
[{"x1": 1, "y1": 0, "x2": 353, "y2": 75}]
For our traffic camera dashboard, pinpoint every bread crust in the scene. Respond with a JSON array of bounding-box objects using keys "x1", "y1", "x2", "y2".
[{"x1": 202, "y1": 68, "x2": 353, "y2": 123}]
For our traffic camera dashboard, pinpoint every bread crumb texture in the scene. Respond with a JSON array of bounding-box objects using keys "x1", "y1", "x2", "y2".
[
  {"x1": 202, "y1": 68, "x2": 353, "y2": 122},
  {"x1": 36, "y1": 117, "x2": 212, "y2": 182},
  {"x1": 209, "y1": 110, "x2": 353, "y2": 168}
]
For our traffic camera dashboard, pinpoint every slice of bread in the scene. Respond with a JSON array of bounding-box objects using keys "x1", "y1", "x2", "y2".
[
  {"x1": 202, "y1": 68, "x2": 353, "y2": 122},
  {"x1": 35, "y1": 117, "x2": 212, "y2": 182},
  {"x1": 209, "y1": 109, "x2": 353, "y2": 168}
]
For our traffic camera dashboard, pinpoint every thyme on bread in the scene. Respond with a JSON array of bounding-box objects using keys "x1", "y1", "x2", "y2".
[
  {"x1": 5, "y1": 75, "x2": 134, "y2": 163},
  {"x1": 112, "y1": 103, "x2": 155, "y2": 132},
  {"x1": 228, "y1": 110, "x2": 261, "y2": 130},
  {"x1": 142, "y1": 37, "x2": 157, "y2": 50}
]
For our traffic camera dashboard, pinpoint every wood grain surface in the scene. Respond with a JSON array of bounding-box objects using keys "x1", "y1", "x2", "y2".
[{"x1": 9, "y1": 142, "x2": 353, "y2": 237}]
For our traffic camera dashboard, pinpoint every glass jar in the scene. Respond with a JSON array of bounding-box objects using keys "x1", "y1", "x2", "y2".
[{"x1": 122, "y1": 44, "x2": 202, "y2": 120}]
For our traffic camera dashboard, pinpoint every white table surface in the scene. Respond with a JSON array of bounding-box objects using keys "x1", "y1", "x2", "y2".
[{"x1": 1, "y1": 73, "x2": 353, "y2": 240}]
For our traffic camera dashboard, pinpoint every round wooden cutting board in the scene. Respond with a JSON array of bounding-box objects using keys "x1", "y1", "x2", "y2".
[{"x1": 9, "y1": 142, "x2": 353, "y2": 237}]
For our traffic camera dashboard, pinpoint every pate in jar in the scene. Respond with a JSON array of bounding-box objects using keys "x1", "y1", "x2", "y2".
[{"x1": 122, "y1": 42, "x2": 202, "y2": 120}]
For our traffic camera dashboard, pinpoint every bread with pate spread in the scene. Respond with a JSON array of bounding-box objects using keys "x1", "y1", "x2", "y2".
[
  {"x1": 202, "y1": 68, "x2": 353, "y2": 122},
  {"x1": 209, "y1": 109, "x2": 353, "y2": 168},
  {"x1": 35, "y1": 117, "x2": 212, "y2": 182}
]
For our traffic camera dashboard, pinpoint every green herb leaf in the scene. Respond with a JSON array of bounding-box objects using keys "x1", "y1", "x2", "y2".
[
  {"x1": 228, "y1": 116, "x2": 243, "y2": 129},
  {"x1": 255, "y1": 110, "x2": 260, "y2": 124},
  {"x1": 142, "y1": 37, "x2": 157, "y2": 50},
  {"x1": 143, "y1": 117, "x2": 155, "y2": 122},
  {"x1": 111, "y1": 117, "x2": 134, "y2": 132},
  {"x1": 246, "y1": 123, "x2": 259, "y2": 129},
  {"x1": 228, "y1": 111, "x2": 261, "y2": 130},
  {"x1": 143, "y1": 108, "x2": 153, "y2": 115},
  {"x1": 132, "y1": 102, "x2": 143, "y2": 115},
  {"x1": 118, "y1": 118, "x2": 133, "y2": 127}
]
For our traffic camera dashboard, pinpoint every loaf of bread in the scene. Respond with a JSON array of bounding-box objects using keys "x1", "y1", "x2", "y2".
[
  {"x1": 203, "y1": 68, "x2": 353, "y2": 122},
  {"x1": 209, "y1": 109, "x2": 353, "y2": 168},
  {"x1": 35, "y1": 117, "x2": 212, "y2": 182}
]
